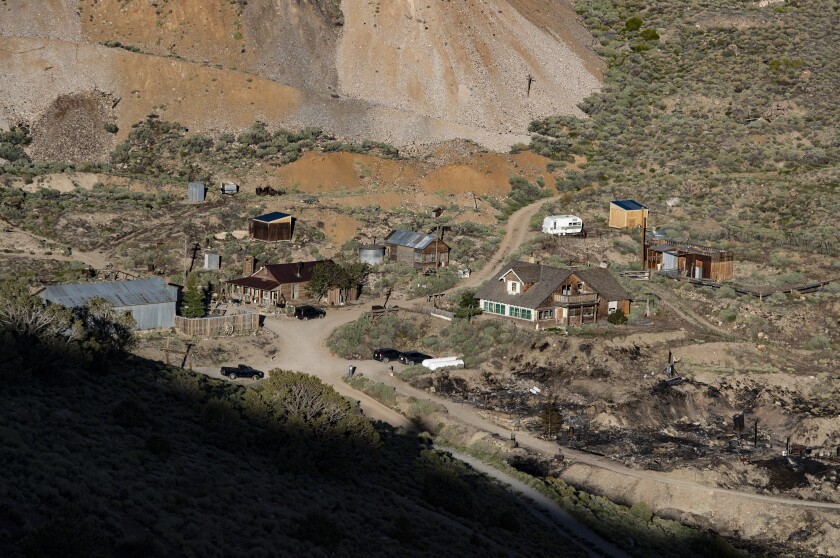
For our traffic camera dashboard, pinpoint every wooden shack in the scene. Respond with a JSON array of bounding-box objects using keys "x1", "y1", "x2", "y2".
[
  {"x1": 384, "y1": 229, "x2": 449, "y2": 272},
  {"x1": 609, "y1": 200, "x2": 649, "y2": 228},
  {"x1": 646, "y1": 240, "x2": 734, "y2": 282},
  {"x1": 250, "y1": 211, "x2": 294, "y2": 242}
]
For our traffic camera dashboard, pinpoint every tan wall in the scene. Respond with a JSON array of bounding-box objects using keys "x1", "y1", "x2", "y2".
[{"x1": 609, "y1": 205, "x2": 648, "y2": 228}]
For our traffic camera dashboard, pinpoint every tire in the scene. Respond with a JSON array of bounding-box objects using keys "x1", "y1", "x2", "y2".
[
  {"x1": 319, "y1": 313, "x2": 325, "y2": 319},
  {"x1": 382, "y1": 357, "x2": 389, "y2": 364},
  {"x1": 303, "y1": 316, "x2": 309, "y2": 321},
  {"x1": 253, "y1": 374, "x2": 261, "y2": 381},
  {"x1": 229, "y1": 373, "x2": 237, "y2": 380}
]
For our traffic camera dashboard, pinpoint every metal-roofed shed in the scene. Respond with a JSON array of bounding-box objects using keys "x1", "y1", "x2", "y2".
[
  {"x1": 250, "y1": 211, "x2": 294, "y2": 242},
  {"x1": 384, "y1": 229, "x2": 450, "y2": 271},
  {"x1": 609, "y1": 200, "x2": 649, "y2": 228},
  {"x1": 39, "y1": 278, "x2": 179, "y2": 330}
]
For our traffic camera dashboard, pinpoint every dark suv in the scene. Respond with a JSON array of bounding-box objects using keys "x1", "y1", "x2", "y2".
[
  {"x1": 294, "y1": 305, "x2": 326, "y2": 320},
  {"x1": 373, "y1": 348, "x2": 401, "y2": 363},
  {"x1": 399, "y1": 351, "x2": 433, "y2": 365},
  {"x1": 220, "y1": 364, "x2": 264, "y2": 380}
]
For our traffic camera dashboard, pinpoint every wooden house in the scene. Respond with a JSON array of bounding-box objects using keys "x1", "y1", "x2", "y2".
[
  {"x1": 250, "y1": 211, "x2": 294, "y2": 242},
  {"x1": 475, "y1": 261, "x2": 631, "y2": 329},
  {"x1": 224, "y1": 260, "x2": 343, "y2": 306},
  {"x1": 609, "y1": 200, "x2": 648, "y2": 228},
  {"x1": 384, "y1": 230, "x2": 450, "y2": 272},
  {"x1": 646, "y1": 240, "x2": 734, "y2": 282}
]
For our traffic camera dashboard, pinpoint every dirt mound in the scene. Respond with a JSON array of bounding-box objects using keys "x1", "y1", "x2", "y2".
[
  {"x1": 1, "y1": 0, "x2": 603, "y2": 151},
  {"x1": 29, "y1": 91, "x2": 116, "y2": 163}
]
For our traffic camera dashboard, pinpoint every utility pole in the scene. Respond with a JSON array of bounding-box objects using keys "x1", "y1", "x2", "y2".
[{"x1": 526, "y1": 73, "x2": 535, "y2": 97}]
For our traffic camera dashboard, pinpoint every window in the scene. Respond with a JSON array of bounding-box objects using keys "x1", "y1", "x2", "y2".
[
  {"x1": 508, "y1": 281, "x2": 520, "y2": 294},
  {"x1": 509, "y1": 306, "x2": 520, "y2": 318},
  {"x1": 561, "y1": 285, "x2": 572, "y2": 296},
  {"x1": 539, "y1": 309, "x2": 554, "y2": 320},
  {"x1": 523, "y1": 309, "x2": 532, "y2": 320},
  {"x1": 495, "y1": 303, "x2": 505, "y2": 315}
]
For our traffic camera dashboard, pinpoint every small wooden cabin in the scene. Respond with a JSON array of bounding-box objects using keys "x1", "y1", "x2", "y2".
[
  {"x1": 384, "y1": 229, "x2": 450, "y2": 272},
  {"x1": 646, "y1": 240, "x2": 734, "y2": 282},
  {"x1": 609, "y1": 200, "x2": 648, "y2": 228},
  {"x1": 250, "y1": 211, "x2": 294, "y2": 242}
]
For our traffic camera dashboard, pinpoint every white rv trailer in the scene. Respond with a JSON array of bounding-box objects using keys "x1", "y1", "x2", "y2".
[{"x1": 542, "y1": 215, "x2": 583, "y2": 236}]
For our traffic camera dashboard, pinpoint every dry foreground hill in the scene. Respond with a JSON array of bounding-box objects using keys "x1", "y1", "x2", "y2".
[{"x1": 0, "y1": 0, "x2": 602, "y2": 154}]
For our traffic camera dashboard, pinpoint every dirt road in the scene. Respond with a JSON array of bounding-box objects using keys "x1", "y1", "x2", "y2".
[
  {"x1": 445, "y1": 447, "x2": 629, "y2": 558},
  {"x1": 459, "y1": 195, "x2": 561, "y2": 290}
]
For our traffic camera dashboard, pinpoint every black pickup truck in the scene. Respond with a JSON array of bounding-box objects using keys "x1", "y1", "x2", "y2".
[{"x1": 220, "y1": 364, "x2": 264, "y2": 380}]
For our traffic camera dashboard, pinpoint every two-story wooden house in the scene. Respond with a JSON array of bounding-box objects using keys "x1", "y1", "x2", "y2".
[{"x1": 475, "y1": 261, "x2": 631, "y2": 329}]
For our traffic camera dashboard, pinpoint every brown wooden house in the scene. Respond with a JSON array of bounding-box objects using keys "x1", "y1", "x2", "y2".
[
  {"x1": 384, "y1": 229, "x2": 450, "y2": 272},
  {"x1": 250, "y1": 211, "x2": 294, "y2": 242},
  {"x1": 645, "y1": 240, "x2": 734, "y2": 281},
  {"x1": 476, "y1": 261, "x2": 631, "y2": 329},
  {"x1": 224, "y1": 260, "x2": 343, "y2": 307}
]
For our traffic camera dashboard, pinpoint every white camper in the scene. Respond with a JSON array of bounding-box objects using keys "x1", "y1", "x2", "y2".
[{"x1": 542, "y1": 215, "x2": 583, "y2": 236}]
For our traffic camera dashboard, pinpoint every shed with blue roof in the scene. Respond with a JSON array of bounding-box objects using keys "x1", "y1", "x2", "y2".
[
  {"x1": 249, "y1": 211, "x2": 294, "y2": 242},
  {"x1": 609, "y1": 200, "x2": 649, "y2": 228}
]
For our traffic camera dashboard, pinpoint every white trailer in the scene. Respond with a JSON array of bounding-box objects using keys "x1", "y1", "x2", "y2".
[
  {"x1": 542, "y1": 215, "x2": 583, "y2": 236},
  {"x1": 421, "y1": 356, "x2": 465, "y2": 370}
]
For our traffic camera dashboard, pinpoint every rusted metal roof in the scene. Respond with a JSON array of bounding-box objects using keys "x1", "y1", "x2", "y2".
[{"x1": 39, "y1": 278, "x2": 177, "y2": 308}]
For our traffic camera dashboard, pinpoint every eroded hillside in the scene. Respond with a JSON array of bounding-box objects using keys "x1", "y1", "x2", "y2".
[{"x1": 0, "y1": 0, "x2": 602, "y2": 158}]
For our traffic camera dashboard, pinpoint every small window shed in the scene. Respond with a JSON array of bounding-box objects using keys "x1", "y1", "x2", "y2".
[{"x1": 249, "y1": 212, "x2": 294, "y2": 242}]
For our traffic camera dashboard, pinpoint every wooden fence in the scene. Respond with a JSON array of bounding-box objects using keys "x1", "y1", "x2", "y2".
[{"x1": 175, "y1": 311, "x2": 260, "y2": 336}]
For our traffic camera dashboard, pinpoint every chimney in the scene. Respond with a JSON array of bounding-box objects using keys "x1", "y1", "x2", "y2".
[
  {"x1": 296, "y1": 262, "x2": 303, "y2": 278},
  {"x1": 243, "y1": 255, "x2": 255, "y2": 276}
]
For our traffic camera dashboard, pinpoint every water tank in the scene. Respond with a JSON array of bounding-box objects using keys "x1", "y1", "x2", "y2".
[{"x1": 359, "y1": 244, "x2": 386, "y2": 265}]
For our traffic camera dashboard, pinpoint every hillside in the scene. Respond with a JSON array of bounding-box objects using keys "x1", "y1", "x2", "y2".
[
  {"x1": 0, "y1": 350, "x2": 582, "y2": 556},
  {"x1": 0, "y1": 0, "x2": 602, "y2": 156}
]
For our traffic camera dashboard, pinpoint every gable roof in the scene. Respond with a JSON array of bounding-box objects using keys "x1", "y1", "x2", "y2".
[
  {"x1": 40, "y1": 278, "x2": 177, "y2": 308},
  {"x1": 384, "y1": 229, "x2": 436, "y2": 249},
  {"x1": 476, "y1": 261, "x2": 629, "y2": 309},
  {"x1": 476, "y1": 261, "x2": 573, "y2": 308},
  {"x1": 225, "y1": 260, "x2": 333, "y2": 290},
  {"x1": 253, "y1": 211, "x2": 292, "y2": 223},
  {"x1": 573, "y1": 267, "x2": 630, "y2": 302},
  {"x1": 611, "y1": 200, "x2": 646, "y2": 211}
]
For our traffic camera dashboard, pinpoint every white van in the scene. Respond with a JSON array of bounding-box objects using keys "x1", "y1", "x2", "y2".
[{"x1": 542, "y1": 215, "x2": 583, "y2": 236}]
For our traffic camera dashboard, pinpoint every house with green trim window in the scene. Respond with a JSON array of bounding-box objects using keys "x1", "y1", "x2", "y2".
[{"x1": 475, "y1": 261, "x2": 631, "y2": 329}]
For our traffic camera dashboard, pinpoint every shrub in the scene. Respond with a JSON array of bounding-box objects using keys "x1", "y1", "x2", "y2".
[
  {"x1": 103, "y1": 122, "x2": 119, "y2": 134},
  {"x1": 293, "y1": 511, "x2": 343, "y2": 548},
  {"x1": 607, "y1": 309, "x2": 628, "y2": 325},
  {"x1": 640, "y1": 29, "x2": 660, "y2": 41},
  {"x1": 625, "y1": 17, "x2": 642, "y2": 31},
  {"x1": 630, "y1": 501, "x2": 654, "y2": 523},
  {"x1": 145, "y1": 434, "x2": 172, "y2": 458}
]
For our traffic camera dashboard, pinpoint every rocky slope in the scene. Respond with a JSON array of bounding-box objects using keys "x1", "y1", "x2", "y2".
[{"x1": 0, "y1": 0, "x2": 602, "y2": 159}]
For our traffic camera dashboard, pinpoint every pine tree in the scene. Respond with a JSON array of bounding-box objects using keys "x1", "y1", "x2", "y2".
[{"x1": 181, "y1": 274, "x2": 206, "y2": 318}]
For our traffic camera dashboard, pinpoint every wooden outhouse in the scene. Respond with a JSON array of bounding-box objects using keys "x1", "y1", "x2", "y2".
[
  {"x1": 250, "y1": 212, "x2": 294, "y2": 242},
  {"x1": 609, "y1": 200, "x2": 648, "y2": 228}
]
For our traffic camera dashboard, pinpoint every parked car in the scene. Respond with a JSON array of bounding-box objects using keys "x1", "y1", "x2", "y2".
[
  {"x1": 294, "y1": 305, "x2": 326, "y2": 320},
  {"x1": 399, "y1": 351, "x2": 433, "y2": 365},
  {"x1": 373, "y1": 348, "x2": 401, "y2": 363},
  {"x1": 220, "y1": 364, "x2": 264, "y2": 380}
]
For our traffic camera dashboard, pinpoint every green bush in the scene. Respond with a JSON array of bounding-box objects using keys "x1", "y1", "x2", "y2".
[
  {"x1": 607, "y1": 309, "x2": 628, "y2": 325},
  {"x1": 625, "y1": 17, "x2": 643, "y2": 31}
]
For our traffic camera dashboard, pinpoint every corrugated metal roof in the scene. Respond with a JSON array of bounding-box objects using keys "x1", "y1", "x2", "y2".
[
  {"x1": 40, "y1": 278, "x2": 177, "y2": 308},
  {"x1": 611, "y1": 200, "x2": 646, "y2": 211},
  {"x1": 385, "y1": 229, "x2": 435, "y2": 249},
  {"x1": 253, "y1": 211, "x2": 292, "y2": 223}
]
